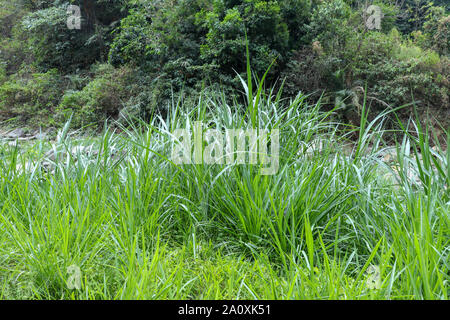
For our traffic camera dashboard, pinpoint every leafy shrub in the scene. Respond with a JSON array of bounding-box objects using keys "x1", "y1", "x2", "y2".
[
  {"x1": 0, "y1": 65, "x2": 6, "y2": 85},
  {"x1": 281, "y1": 47, "x2": 327, "y2": 100},
  {"x1": 21, "y1": 1, "x2": 125, "y2": 72},
  {"x1": 110, "y1": 0, "x2": 311, "y2": 92},
  {"x1": 198, "y1": 0, "x2": 290, "y2": 79},
  {"x1": 351, "y1": 30, "x2": 448, "y2": 109},
  {"x1": 0, "y1": 68, "x2": 63, "y2": 126},
  {"x1": 22, "y1": 4, "x2": 89, "y2": 71},
  {"x1": 283, "y1": 11, "x2": 449, "y2": 128},
  {"x1": 0, "y1": 2, "x2": 31, "y2": 75},
  {"x1": 425, "y1": 15, "x2": 450, "y2": 56},
  {"x1": 56, "y1": 64, "x2": 135, "y2": 127}
]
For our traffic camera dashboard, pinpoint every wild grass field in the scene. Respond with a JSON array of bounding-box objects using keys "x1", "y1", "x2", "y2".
[{"x1": 0, "y1": 75, "x2": 448, "y2": 300}]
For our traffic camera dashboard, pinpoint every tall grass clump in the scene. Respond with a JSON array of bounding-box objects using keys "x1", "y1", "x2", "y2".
[{"x1": 0, "y1": 56, "x2": 448, "y2": 299}]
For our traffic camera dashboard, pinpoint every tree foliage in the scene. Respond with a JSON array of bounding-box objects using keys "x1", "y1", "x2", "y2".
[{"x1": 0, "y1": 0, "x2": 448, "y2": 128}]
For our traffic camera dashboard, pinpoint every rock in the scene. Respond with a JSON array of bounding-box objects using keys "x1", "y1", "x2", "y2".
[
  {"x1": 14, "y1": 130, "x2": 49, "y2": 141},
  {"x1": 391, "y1": 165, "x2": 421, "y2": 185},
  {"x1": 7, "y1": 128, "x2": 25, "y2": 139},
  {"x1": 35, "y1": 131, "x2": 47, "y2": 140},
  {"x1": 377, "y1": 147, "x2": 400, "y2": 163},
  {"x1": 28, "y1": 130, "x2": 47, "y2": 140}
]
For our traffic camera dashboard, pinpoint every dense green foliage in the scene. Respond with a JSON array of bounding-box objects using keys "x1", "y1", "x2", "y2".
[{"x1": 0, "y1": 0, "x2": 448, "y2": 128}]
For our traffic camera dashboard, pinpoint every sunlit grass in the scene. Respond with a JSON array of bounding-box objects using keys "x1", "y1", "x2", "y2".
[{"x1": 0, "y1": 62, "x2": 448, "y2": 299}]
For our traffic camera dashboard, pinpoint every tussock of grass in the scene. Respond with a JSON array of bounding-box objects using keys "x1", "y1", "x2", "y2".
[{"x1": 0, "y1": 67, "x2": 448, "y2": 300}]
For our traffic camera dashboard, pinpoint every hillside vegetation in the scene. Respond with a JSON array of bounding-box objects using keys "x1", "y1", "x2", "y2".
[{"x1": 0, "y1": 0, "x2": 448, "y2": 129}]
